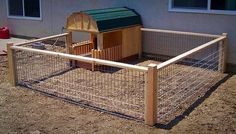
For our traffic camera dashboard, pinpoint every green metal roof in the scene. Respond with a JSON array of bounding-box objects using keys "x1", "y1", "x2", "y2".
[{"x1": 82, "y1": 7, "x2": 142, "y2": 32}]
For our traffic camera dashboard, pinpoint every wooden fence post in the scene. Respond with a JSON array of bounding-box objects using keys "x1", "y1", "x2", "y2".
[
  {"x1": 66, "y1": 31, "x2": 73, "y2": 54},
  {"x1": 91, "y1": 49, "x2": 95, "y2": 71},
  {"x1": 66, "y1": 32, "x2": 74, "y2": 66},
  {"x1": 7, "y1": 43, "x2": 17, "y2": 86},
  {"x1": 218, "y1": 33, "x2": 227, "y2": 73},
  {"x1": 145, "y1": 63, "x2": 157, "y2": 126}
]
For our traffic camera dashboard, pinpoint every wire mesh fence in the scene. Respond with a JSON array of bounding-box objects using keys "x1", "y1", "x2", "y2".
[
  {"x1": 142, "y1": 29, "x2": 218, "y2": 62},
  {"x1": 156, "y1": 41, "x2": 226, "y2": 124},
  {"x1": 18, "y1": 36, "x2": 67, "y2": 53},
  {"x1": 14, "y1": 49, "x2": 146, "y2": 120},
  {"x1": 8, "y1": 29, "x2": 227, "y2": 126}
]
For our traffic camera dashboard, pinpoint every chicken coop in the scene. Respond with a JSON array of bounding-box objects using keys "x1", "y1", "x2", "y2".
[{"x1": 66, "y1": 7, "x2": 142, "y2": 68}]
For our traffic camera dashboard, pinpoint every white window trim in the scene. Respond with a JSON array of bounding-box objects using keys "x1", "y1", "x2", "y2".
[
  {"x1": 168, "y1": 0, "x2": 236, "y2": 16},
  {"x1": 6, "y1": 0, "x2": 42, "y2": 20}
]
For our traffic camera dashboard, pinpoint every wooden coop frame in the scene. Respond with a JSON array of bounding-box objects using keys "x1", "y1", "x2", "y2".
[{"x1": 65, "y1": 7, "x2": 142, "y2": 68}]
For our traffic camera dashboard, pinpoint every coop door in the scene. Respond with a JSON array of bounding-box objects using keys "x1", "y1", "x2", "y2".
[{"x1": 103, "y1": 31, "x2": 122, "y2": 49}]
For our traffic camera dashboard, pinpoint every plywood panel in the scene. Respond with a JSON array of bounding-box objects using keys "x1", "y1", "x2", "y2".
[
  {"x1": 103, "y1": 30, "x2": 122, "y2": 49},
  {"x1": 122, "y1": 26, "x2": 141, "y2": 58},
  {"x1": 97, "y1": 34, "x2": 103, "y2": 50},
  {"x1": 66, "y1": 13, "x2": 98, "y2": 33}
]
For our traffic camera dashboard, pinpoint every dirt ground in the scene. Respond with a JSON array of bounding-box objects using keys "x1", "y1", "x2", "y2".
[{"x1": 1, "y1": 54, "x2": 236, "y2": 134}]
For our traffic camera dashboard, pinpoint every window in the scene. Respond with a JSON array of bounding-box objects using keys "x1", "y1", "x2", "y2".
[
  {"x1": 211, "y1": 0, "x2": 236, "y2": 11},
  {"x1": 7, "y1": 0, "x2": 41, "y2": 19},
  {"x1": 173, "y1": 0, "x2": 208, "y2": 9},
  {"x1": 169, "y1": 0, "x2": 236, "y2": 15}
]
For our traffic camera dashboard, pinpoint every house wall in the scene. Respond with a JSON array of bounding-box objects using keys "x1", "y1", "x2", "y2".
[
  {"x1": 123, "y1": 0, "x2": 236, "y2": 68},
  {"x1": 0, "y1": 0, "x2": 7, "y2": 26},
  {"x1": 0, "y1": 0, "x2": 52, "y2": 37},
  {"x1": 0, "y1": 0, "x2": 235, "y2": 71},
  {"x1": 0, "y1": 0, "x2": 124, "y2": 37}
]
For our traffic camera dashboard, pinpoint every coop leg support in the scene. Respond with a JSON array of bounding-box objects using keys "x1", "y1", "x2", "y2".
[
  {"x1": 7, "y1": 43, "x2": 17, "y2": 86},
  {"x1": 145, "y1": 64, "x2": 157, "y2": 126}
]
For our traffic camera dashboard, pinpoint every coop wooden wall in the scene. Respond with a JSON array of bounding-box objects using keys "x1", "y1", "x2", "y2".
[
  {"x1": 66, "y1": 13, "x2": 98, "y2": 33},
  {"x1": 103, "y1": 31, "x2": 122, "y2": 49},
  {"x1": 122, "y1": 26, "x2": 141, "y2": 58}
]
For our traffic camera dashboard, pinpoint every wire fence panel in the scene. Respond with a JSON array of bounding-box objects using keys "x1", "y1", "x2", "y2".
[
  {"x1": 142, "y1": 30, "x2": 217, "y2": 62},
  {"x1": 10, "y1": 29, "x2": 226, "y2": 125},
  {"x1": 15, "y1": 50, "x2": 146, "y2": 120},
  {"x1": 156, "y1": 42, "x2": 226, "y2": 124},
  {"x1": 18, "y1": 36, "x2": 67, "y2": 53}
]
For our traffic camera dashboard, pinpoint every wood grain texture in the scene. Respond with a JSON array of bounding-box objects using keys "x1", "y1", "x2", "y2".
[
  {"x1": 66, "y1": 13, "x2": 98, "y2": 33},
  {"x1": 122, "y1": 26, "x2": 141, "y2": 58},
  {"x1": 7, "y1": 43, "x2": 17, "y2": 86},
  {"x1": 145, "y1": 64, "x2": 157, "y2": 126}
]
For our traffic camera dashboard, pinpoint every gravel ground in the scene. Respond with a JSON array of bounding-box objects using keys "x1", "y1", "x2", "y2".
[{"x1": 0, "y1": 54, "x2": 236, "y2": 133}]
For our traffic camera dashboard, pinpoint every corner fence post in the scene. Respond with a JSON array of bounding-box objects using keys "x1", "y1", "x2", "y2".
[
  {"x1": 218, "y1": 33, "x2": 227, "y2": 73},
  {"x1": 145, "y1": 63, "x2": 157, "y2": 126},
  {"x1": 7, "y1": 43, "x2": 17, "y2": 86}
]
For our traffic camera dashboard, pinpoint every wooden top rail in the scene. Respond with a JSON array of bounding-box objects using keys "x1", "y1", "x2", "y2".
[
  {"x1": 141, "y1": 28, "x2": 221, "y2": 38},
  {"x1": 157, "y1": 36, "x2": 226, "y2": 70},
  {"x1": 11, "y1": 45, "x2": 148, "y2": 72},
  {"x1": 13, "y1": 33, "x2": 69, "y2": 46}
]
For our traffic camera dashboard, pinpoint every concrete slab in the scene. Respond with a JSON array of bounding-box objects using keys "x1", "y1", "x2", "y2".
[{"x1": 0, "y1": 38, "x2": 28, "y2": 54}]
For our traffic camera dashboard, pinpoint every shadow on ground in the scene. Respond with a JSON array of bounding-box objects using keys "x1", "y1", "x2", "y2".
[{"x1": 155, "y1": 74, "x2": 233, "y2": 129}]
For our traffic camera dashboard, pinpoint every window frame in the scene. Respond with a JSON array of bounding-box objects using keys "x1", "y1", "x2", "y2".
[
  {"x1": 169, "y1": 0, "x2": 236, "y2": 15},
  {"x1": 6, "y1": 0, "x2": 42, "y2": 20}
]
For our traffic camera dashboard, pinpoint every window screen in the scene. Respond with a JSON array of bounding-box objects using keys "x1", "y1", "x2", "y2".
[
  {"x1": 173, "y1": 0, "x2": 208, "y2": 9},
  {"x1": 211, "y1": 0, "x2": 236, "y2": 11},
  {"x1": 8, "y1": 0, "x2": 23, "y2": 16}
]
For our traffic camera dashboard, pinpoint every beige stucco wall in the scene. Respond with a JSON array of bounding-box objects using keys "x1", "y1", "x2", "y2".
[{"x1": 0, "y1": 0, "x2": 235, "y2": 67}]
